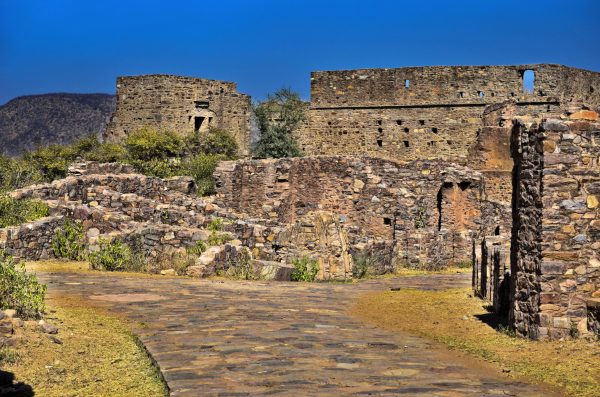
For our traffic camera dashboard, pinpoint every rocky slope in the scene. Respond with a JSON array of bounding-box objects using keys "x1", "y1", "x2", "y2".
[{"x1": 0, "y1": 93, "x2": 115, "y2": 156}]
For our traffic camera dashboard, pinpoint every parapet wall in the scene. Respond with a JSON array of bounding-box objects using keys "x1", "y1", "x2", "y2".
[
  {"x1": 310, "y1": 64, "x2": 600, "y2": 107},
  {"x1": 511, "y1": 112, "x2": 600, "y2": 339},
  {"x1": 104, "y1": 74, "x2": 252, "y2": 156}
]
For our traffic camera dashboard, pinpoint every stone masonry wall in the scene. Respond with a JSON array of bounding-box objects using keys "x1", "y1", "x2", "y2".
[
  {"x1": 299, "y1": 65, "x2": 600, "y2": 164},
  {"x1": 214, "y1": 156, "x2": 488, "y2": 269},
  {"x1": 511, "y1": 112, "x2": 600, "y2": 339},
  {"x1": 104, "y1": 75, "x2": 252, "y2": 156}
]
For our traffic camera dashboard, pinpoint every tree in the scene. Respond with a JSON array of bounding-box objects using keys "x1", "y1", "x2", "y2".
[{"x1": 252, "y1": 88, "x2": 306, "y2": 159}]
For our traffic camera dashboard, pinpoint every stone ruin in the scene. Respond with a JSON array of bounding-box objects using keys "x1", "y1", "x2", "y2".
[
  {"x1": 2, "y1": 63, "x2": 600, "y2": 339},
  {"x1": 104, "y1": 74, "x2": 252, "y2": 156}
]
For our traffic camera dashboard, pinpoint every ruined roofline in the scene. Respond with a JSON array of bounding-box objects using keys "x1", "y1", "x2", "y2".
[
  {"x1": 310, "y1": 63, "x2": 600, "y2": 76},
  {"x1": 115, "y1": 74, "x2": 243, "y2": 92}
]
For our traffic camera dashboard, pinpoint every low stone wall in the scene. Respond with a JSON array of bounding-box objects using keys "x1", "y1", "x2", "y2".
[
  {"x1": 0, "y1": 216, "x2": 65, "y2": 260},
  {"x1": 511, "y1": 112, "x2": 600, "y2": 339},
  {"x1": 10, "y1": 174, "x2": 196, "y2": 203}
]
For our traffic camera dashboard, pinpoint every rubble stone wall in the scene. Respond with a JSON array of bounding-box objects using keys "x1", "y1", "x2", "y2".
[
  {"x1": 511, "y1": 115, "x2": 600, "y2": 339},
  {"x1": 215, "y1": 156, "x2": 487, "y2": 269},
  {"x1": 104, "y1": 75, "x2": 252, "y2": 156}
]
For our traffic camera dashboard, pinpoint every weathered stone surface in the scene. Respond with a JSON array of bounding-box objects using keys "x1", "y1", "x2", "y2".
[
  {"x1": 511, "y1": 117, "x2": 600, "y2": 340},
  {"x1": 254, "y1": 260, "x2": 294, "y2": 281},
  {"x1": 298, "y1": 65, "x2": 600, "y2": 165},
  {"x1": 103, "y1": 75, "x2": 252, "y2": 156}
]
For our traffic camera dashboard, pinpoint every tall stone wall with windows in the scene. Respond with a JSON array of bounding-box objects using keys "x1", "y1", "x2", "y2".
[
  {"x1": 298, "y1": 64, "x2": 600, "y2": 164},
  {"x1": 511, "y1": 112, "x2": 600, "y2": 339},
  {"x1": 103, "y1": 74, "x2": 252, "y2": 156}
]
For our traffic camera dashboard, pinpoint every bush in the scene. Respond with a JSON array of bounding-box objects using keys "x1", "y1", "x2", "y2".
[
  {"x1": 199, "y1": 128, "x2": 238, "y2": 158},
  {"x1": 89, "y1": 238, "x2": 132, "y2": 271},
  {"x1": 0, "y1": 155, "x2": 43, "y2": 192},
  {"x1": 253, "y1": 88, "x2": 306, "y2": 159},
  {"x1": 52, "y1": 220, "x2": 87, "y2": 260},
  {"x1": 124, "y1": 127, "x2": 184, "y2": 161},
  {"x1": 0, "y1": 195, "x2": 49, "y2": 228},
  {"x1": 84, "y1": 142, "x2": 128, "y2": 163},
  {"x1": 180, "y1": 154, "x2": 221, "y2": 196},
  {"x1": 186, "y1": 240, "x2": 207, "y2": 256},
  {"x1": 290, "y1": 256, "x2": 319, "y2": 282},
  {"x1": 351, "y1": 253, "x2": 383, "y2": 279},
  {"x1": 129, "y1": 158, "x2": 180, "y2": 179},
  {"x1": 23, "y1": 144, "x2": 76, "y2": 182},
  {"x1": 0, "y1": 250, "x2": 46, "y2": 319}
]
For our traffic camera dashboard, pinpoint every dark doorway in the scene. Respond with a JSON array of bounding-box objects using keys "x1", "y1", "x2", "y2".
[{"x1": 194, "y1": 116, "x2": 205, "y2": 132}]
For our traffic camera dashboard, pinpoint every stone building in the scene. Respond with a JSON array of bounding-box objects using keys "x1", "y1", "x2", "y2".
[
  {"x1": 103, "y1": 74, "x2": 252, "y2": 156},
  {"x1": 297, "y1": 64, "x2": 600, "y2": 165}
]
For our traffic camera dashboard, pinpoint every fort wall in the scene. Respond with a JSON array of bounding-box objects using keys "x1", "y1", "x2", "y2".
[{"x1": 298, "y1": 65, "x2": 600, "y2": 164}]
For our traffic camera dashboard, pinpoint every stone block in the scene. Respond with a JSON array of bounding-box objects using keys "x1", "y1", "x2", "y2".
[
  {"x1": 540, "y1": 261, "x2": 567, "y2": 275},
  {"x1": 254, "y1": 260, "x2": 294, "y2": 281}
]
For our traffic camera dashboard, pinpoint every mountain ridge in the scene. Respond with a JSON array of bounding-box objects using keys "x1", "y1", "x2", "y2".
[{"x1": 0, "y1": 93, "x2": 116, "y2": 156}]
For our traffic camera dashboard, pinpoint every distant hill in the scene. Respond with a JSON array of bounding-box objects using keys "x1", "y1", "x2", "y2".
[{"x1": 0, "y1": 93, "x2": 116, "y2": 156}]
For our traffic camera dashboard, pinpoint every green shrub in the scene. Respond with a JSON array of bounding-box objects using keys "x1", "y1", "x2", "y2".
[
  {"x1": 186, "y1": 240, "x2": 207, "y2": 256},
  {"x1": 290, "y1": 256, "x2": 320, "y2": 282},
  {"x1": 52, "y1": 219, "x2": 87, "y2": 260},
  {"x1": 207, "y1": 232, "x2": 233, "y2": 246},
  {"x1": 0, "y1": 250, "x2": 46, "y2": 319},
  {"x1": 351, "y1": 253, "x2": 384, "y2": 279},
  {"x1": 0, "y1": 155, "x2": 43, "y2": 192},
  {"x1": 253, "y1": 88, "x2": 305, "y2": 159},
  {"x1": 199, "y1": 128, "x2": 238, "y2": 158},
  {"x1": 180, "y1": 154, "x2": 221, "y2": 196},
  {"x1": 351, "y1": 254, "x2": 369, "y2": 279},
  {"x1": 124, "y1": 127, "x2": 184, "y2": 161},
  {"x1": 84, "y1": 142, "x2": 129, "y2": 163},
  {"x1": 0, "y1": 346, "x2": 20, "y2": 365},
  {"x1": 129, "y1": 158, "x2": 180, "y2": 178},
  {"x1": 89, "y1": 238, "x2": 132, "y2": 271},
  {"x1": 207, "y1": 218, "x2": 224, "y2": 232},
  {"x1": 0, "y1": 195, "x2": 49, "y2": 228},
  {"x1": 23, "y1": 144, "x2": 76, "y2": 182}
]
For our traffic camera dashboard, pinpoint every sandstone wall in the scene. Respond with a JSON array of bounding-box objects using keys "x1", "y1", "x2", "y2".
[
  {"x1": 214, "y1": 156, "x2": 489, "y2": 269},
  {"x1": 511, "y1": 113, "x2": 600, "y2": 339},
  {"x1": 104, "y1": 75, "x2": 252, "y2": 156},
  {"x1": 299, "y1": 65, "x2": 600, "y2": 164}
]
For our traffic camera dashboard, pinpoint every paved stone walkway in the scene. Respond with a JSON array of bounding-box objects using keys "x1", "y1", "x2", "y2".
[{"x1": 38, "y1": 272, "x2": 560, "y2": 396}]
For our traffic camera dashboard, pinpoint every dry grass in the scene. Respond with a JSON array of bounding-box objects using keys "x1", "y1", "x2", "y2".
[
  {"x1": 2, "y1": 296, "x2": 167, "y2": 397},
  {"x1": 351, "y1": 287, "x2": 600, "y2": 397},
  {"x1": 25, "y1": 259, "x2": 182, "y2": 279}
]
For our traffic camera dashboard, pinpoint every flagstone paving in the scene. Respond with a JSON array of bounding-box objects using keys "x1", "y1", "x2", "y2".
[{"x1": 37, "y1": 272, "x2": 561, "y2": 396}]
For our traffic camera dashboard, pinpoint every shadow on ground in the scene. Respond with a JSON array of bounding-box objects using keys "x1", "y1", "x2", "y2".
[{"x1": 0, "y1": 370, "x2": 34, "y2": 396}]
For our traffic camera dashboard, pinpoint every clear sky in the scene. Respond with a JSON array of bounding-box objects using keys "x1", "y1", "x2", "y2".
[{"x1": 1, "y1": 0, "x2": 599, "y2": 104}]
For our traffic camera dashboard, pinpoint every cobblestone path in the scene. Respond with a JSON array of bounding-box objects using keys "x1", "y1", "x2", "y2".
[{"x1": 38, "y1": 272, "x2": 559, "y2": 396}]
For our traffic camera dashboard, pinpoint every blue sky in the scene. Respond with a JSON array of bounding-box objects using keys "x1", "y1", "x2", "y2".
[{"x1": 1, "y1": 0, "x2": 599, "y2": 104}]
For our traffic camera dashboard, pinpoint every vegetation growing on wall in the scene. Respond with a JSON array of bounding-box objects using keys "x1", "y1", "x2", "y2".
[{"x1": 252, "y1": 88, "x2": 306, "y2": 159}]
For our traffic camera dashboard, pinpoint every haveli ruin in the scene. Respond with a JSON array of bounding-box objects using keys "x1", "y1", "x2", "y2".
[{"x1": 1, "y1": 64, "x2": 599, "y2": 340}]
